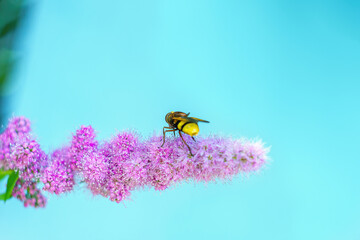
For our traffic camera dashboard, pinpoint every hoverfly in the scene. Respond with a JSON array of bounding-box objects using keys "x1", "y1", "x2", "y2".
[{"x1": 161, "y1": 111, "x2": 209, "y2": 156}]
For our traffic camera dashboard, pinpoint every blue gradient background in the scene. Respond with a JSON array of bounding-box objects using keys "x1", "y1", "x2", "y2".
[{"x1": 1, "y1": 0, "x2": 360, "y2": 239}]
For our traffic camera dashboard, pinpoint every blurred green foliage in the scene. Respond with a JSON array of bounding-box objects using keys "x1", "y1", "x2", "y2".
[
  {"x1": 0, "y1": 170, "x2": 18, "y2": 201},
  {"x1": 0, "y1": 0, "x2": 25, "y2": 129}
]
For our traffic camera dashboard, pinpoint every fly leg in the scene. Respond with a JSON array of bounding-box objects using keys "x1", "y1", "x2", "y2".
[
  {"x1": 178, "y1": 131, "x2": 194, "y2": 156},
  {"x1": 192, "y1": 136, "x2": 196, "y2": 142},
  {"x1": 161, "y1": 127, "x2": 177, "y2": 147}
]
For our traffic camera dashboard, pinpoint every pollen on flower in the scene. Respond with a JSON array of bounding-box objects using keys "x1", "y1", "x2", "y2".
[{"x1": 0, "y1": 117, "x2": 270, "y2": 208}]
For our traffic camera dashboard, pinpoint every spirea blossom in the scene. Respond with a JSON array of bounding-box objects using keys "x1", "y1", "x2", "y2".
[
  {"x1": 12, "y1": 179, "x2": 47, "y2": 208},
  {"x1": 101, "y1": 132, "x2": 145, "y2": 202},
  {"x1": 41, "y1": 148, "x2": 75, "y2": 194},
  {"x1": 0, "y1": 117, "x2": 270, "y2": 208},
  {"x1": 0, "y1": 117, "x2": 48, "y2": 208},
  {"x1": 69, "y1": 126, "x2": 108, "y2": 195},
  {"x1": 0, "y1": 116, "x2": 32, "y2": 168}
]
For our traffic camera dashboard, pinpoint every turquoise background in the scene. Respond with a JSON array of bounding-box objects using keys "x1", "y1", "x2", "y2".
[{"x1": 1, "y1": 0, "x2": 360, "y2": 239}]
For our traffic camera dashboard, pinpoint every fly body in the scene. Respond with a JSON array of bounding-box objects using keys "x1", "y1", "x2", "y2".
[{"x1": 161, "y1": 111, "x2": 209, "y2": 156}]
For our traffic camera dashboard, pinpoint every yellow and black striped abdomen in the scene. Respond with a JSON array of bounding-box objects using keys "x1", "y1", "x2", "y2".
[{"x1": 176, "y1": 120, "x2": 199, "y2": 136}]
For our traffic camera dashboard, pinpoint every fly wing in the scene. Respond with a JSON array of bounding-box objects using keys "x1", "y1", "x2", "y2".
[
  {"x1": 189, "y1": 117, "x2": 210, "y2": 123},
  {"x1": 173, "y1": 116, "x2": 210, "y2": 123},
  {"x1": 172, "y1": 116, "x2": 195, "y2": 122}
]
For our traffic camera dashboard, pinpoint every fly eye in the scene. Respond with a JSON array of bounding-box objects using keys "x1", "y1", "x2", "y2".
[{"x1": 165, "y1": 113, "x2": 170, "y2": 121}]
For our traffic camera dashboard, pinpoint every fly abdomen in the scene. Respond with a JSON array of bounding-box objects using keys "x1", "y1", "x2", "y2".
[{"x1": 178, "y1": 121, "x2": 199, "y2": 136}]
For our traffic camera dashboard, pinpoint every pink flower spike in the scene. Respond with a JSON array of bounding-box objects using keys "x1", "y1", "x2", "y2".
[{"x1": 0, "y1": 116, "x2": 270, "y2": 208}]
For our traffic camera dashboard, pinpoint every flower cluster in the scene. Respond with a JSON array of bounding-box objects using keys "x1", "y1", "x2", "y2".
[
  {"x1": 0, "y1": 117, "x2": 270, "y2": 208},
  {"x1": 41, "y1": 148, "x2": 74, "y2": 194},
  {"x1": 101, "y1": 132, "x2": 146, "y2": 202},
  {"x1": 0, "y1": 117, "x2": 48, "y2": 207},
  {"x1": 0, "y1": 116, "x2": 32, "y2": 168},
  {"x1": 12, "y1": 179, "x2": 47, "y2": 208}
]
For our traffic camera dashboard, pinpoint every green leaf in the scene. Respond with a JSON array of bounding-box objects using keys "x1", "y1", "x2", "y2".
[
  {"x1": 0, "y1": 193, "x2": 6, "y2": 200},
  {"x1": 0, "y1": 169, "x2": 13, "y2": 181},
  {"x1": 2, "y1": 171, "x2": 18, "y2": 202}
]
